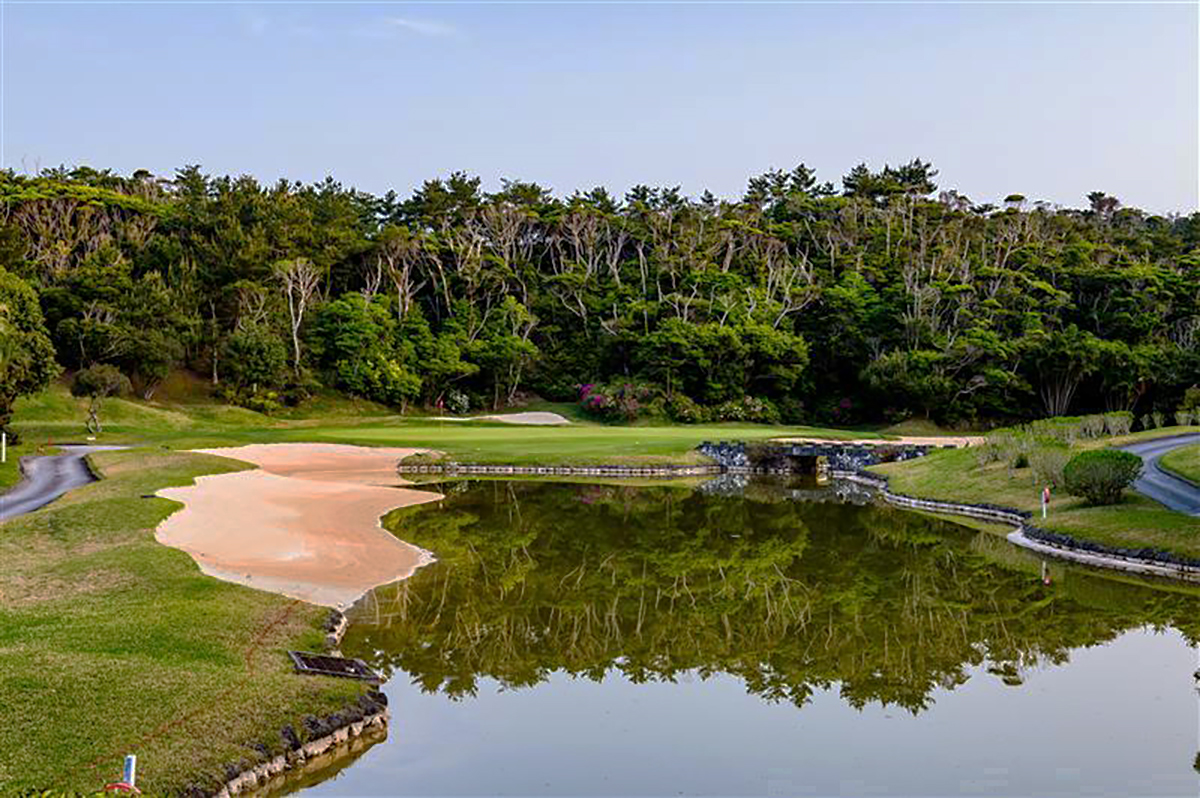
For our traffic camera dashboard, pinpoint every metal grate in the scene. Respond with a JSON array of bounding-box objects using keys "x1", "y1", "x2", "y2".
[{"x1": 288, "y1": 651, "x2": 380, "y2": 682}]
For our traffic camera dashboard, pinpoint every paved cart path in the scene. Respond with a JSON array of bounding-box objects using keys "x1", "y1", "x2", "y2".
[
  {"x1": 0, "y1": 445, "x2": 126, "y2": 521},
  {"x1": 1118, "y1": 434, "x2": 1200, "y2": 516}
]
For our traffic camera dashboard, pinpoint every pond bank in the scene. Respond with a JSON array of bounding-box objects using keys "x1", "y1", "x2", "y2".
[{"x1": 845, "y1": 465, "x2": 1200, "y2": 583}]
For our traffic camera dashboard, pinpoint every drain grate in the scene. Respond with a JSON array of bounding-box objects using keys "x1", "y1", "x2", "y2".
[{"x1": 288, "y1": 651, "x2": 380, "y2": 682}]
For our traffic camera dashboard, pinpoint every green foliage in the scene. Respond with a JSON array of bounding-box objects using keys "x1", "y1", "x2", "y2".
[
  {"x1": 70, "y1": 363, "x2": 131, "y2": 432},
  {"x1": 70, "y1": 363, "x2": 131, "y2": 400},
  {"x1": 665, "y1": 392, "x2": 709, "y2": 424},
  {"x1": 2, "y1": 163, "x2": 1199, "y2": 424},
  {"x1": 713, "y1": 395, "x2": 782, "y2": 424},
  {"x1": 579, "y1": 381, "x2": 657, "y2": 422},
  {"x1": 0, "y1": 266, "x2": 59, "y2": 439},
  {"x1": 222, "y1": 326, "x2": 289, "y2": 391},
  {"x1": 1062, "y1": 449, "x2": 1143, "y2": 506},
  {"x1": 310, "y1": 294, "x2": 421, "y2": 409}
]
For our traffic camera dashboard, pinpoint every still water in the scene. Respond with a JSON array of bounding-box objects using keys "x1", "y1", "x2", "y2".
[{"x1": 300, "y1": 480, "x2": 1200, "y2": 797}]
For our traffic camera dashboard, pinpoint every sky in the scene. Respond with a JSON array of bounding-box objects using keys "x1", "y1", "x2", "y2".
[{"x1": 2, "y1": 1, "x2": 1197, "y2": 214}]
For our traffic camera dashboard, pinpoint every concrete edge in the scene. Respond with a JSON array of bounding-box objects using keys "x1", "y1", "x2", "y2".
[
  {"x1": 834, "y1": 469, "x2": 1200, "y2": 584},
  {"x1": 1007, "y1": 529, "x2": 1200, "y2": 582}
]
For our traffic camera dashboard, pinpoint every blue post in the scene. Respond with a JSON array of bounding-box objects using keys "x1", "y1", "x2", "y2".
[{"x1": 123, "y1": 755, "x2": 137, "y2": 787}]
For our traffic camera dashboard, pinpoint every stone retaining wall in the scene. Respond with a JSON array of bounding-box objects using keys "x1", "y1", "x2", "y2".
[
  {"x1": 836, "y1": 468, "x2": 1200, "y2": 581},
  {"x1": 192, "y1": 609, "x2": 383, "y2": 797},
  {"x1": 399, "y1": 463, "x2": 723, "y2": 477}
]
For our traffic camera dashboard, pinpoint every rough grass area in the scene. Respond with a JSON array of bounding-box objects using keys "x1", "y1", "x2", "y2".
[
  {"x1": 0, "y1": 448, "x2": 364, "y2": 794},
  {"x1": 1160, "y1": 443, "x2": 1200, "y2": 486},
  {"x1": 874, "y1": 444, "x2": 1200, "y2": 561}
]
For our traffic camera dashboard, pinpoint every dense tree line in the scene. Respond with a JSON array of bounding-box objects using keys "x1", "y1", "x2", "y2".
[{"x1": 0, "y1": 161, "x2": 1197, "y2": 430}]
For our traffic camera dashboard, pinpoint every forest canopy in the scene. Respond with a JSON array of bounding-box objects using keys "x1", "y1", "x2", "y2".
[{"x1": 1, "y1": 160, "x2": 1197, "y2": 427}]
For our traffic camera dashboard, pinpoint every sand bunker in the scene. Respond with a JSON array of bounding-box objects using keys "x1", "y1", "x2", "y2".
[
  {"x1": 155, "y1": 444, "x2": 442, "y2": 609},
  {"x1": 434, "y1": 411, "x2": 571, "y2": 425}
]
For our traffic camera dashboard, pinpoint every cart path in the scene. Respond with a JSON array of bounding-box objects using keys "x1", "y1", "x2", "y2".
[
  {"x1": 1117, "y1": 433, "x2": 1200, "y2": 516},
  {"x1": 0, "y1": 445, "x2": 127, "y2": 521}
]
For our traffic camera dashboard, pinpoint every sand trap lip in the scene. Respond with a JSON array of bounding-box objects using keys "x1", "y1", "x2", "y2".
[
  {"x1": 432, "y1": 411, "x2": 571, "y2": 425},
  {"x1": 155, "y1": 443, "x2": 443, "y2": 609}
]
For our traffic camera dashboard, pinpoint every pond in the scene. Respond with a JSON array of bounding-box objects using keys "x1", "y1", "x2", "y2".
[{"x1": 296, "y1": 480, "x2": 1200, "y2": 796}]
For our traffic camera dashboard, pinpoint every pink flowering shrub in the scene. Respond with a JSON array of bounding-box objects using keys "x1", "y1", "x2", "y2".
[{"x1": 578, "y1": 381, "x2": 657, "y2": 422}]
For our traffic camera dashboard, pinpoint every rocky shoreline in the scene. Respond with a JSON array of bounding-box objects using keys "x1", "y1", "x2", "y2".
[{"x1": 192, "y1": 610, "x2": 388, "y2": 798}]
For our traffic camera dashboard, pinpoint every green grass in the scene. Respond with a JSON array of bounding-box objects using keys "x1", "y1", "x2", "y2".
[
  {"x1": 288, "y1": 420, "x2": 877, "y2": 465},
  {"x1": 1160, "y1": 442, "x2": 1200, "y2": 486},
  {"x1": 8, "y1": 384, "x2": 882, "y2": 467},
  {"x1": 0, "y1": 448, "x2": 365, "y2": 794},
  {"x1": 874, "y1": 443, "x2": 1200, "y2": 561}
]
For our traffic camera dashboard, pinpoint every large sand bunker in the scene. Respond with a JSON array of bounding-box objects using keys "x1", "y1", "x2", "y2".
[{"x1": 156, "y1": 444, "x2": 441, "y2": 608}]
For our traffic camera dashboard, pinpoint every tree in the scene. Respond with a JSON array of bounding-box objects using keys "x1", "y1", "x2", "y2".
[
  {"x1": 71, "y1": 363, "x2": 131, "y2": 434},
  {"x1": 0, "y1": 267, "x2": 59, "y2": 442},
  {"x1": 1024, "y1": 326, "x2": 1107, "y2": 417},
  {"x1": 274, "y1": 257, "x2": 321, "y2": 376}
]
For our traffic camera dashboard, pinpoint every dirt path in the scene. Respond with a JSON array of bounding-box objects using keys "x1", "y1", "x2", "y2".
[{"x1": 155, "y1": 444, "x2": 442, "y2": 608}]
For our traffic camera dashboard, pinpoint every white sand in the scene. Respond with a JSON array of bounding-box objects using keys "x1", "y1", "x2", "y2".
[
  {"x1": 434, "y1": 411, "x2": 571, "y2": 425},
  {"x1": 155, "y1": 443, "x2": 442, "y2": 608}
]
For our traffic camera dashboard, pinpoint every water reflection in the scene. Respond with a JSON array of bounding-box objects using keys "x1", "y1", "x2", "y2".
[{"x1": 343, "y1": 481, "x2": 1200, "y2": 714}]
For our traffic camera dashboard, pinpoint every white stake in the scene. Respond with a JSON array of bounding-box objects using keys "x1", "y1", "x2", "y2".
[
  {"x1": 123, "y1": 754, "x2": 137, "y2": 788},
  {"x1": 1, "y1": 432, "x2": 6, "y2": 464}
]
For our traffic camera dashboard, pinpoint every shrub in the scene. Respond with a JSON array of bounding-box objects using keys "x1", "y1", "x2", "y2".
[
  {"x1": 1080, "y1": 414, "x2": 1105, "y2": 439},
  {"x1": 1175, "y1": 410, "x2": 1195, "y2": 428},
  {"x1": 445, "y1": 389, "x2": 470, "y2": 415},
  {"x1": 1029, "y1": 446, "x2": 1071, "y2": 487},
  {"x1": 1062, "y1": 449, "x2": 1143, "y2": 506},
  {"x1": 1140, "y1": 413, "x2": 1155, "y2": 431},
  {"x1": 712, "y1": 396, "x2": 781, "y2": 424},
  {"x1": 1103, "y1": 412, "x2": 1132, "y2": 437},
  {"x1": 1182, "y1": 387, "x2": 1200, "y2": 413},
  {"x1": 1153, "y1": 411, "x2": 1166, "y2": 429},
  {"x1": 578, "y1": 382, "x2": 656, "y2": 422},
  {"x1": 665, "y1": 393, "x2": 708, "y2": 424}
]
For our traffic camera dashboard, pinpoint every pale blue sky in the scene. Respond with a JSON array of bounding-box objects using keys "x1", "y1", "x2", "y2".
[{"x1": 3, "y1": 2, "x2": 1197, "y2": 213}]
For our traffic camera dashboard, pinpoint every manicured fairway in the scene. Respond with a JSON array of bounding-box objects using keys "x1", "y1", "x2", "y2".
[
  {"x1": 0, "y1": 448, "x2": 362, "y2": 794},
  {"x1": 287, "y1": 420, "x2": 873, "y2": 465}
]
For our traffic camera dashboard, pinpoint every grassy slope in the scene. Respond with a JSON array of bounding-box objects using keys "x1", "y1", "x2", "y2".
[
  {"x1": 0, "y1": 448, "x2": 363, "y2": 794},
  {"x1": 874, "y1": 438, "x2": 1200, "y2": 560},
  {"x1": 1160, "y1": 443, "x2": 1200, "y2": 486}
]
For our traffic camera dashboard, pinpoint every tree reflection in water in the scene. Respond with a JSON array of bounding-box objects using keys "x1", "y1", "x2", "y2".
[{"x1": 342, "y1": 481, "x2": 1200, "y2": 714}]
